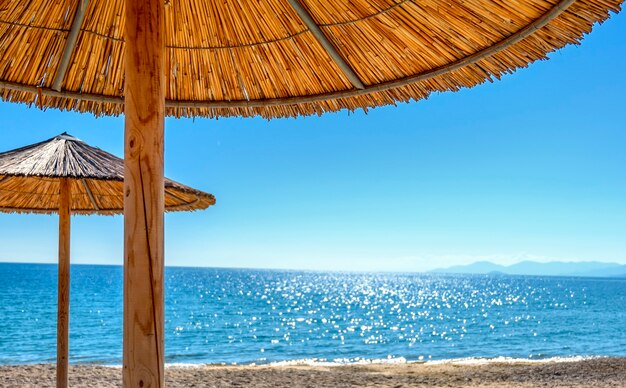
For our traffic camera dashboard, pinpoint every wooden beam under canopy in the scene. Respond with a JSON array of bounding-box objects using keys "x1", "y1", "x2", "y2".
[
  {"x1": 81, "y1": 179, "x2": 100, "y2": 211},
  {"x1": 52, "y1": 0, "x2": 89, "y2": 92},
  {"x1": 287, "y1": 0, "x2": 365, "y2": 90}
]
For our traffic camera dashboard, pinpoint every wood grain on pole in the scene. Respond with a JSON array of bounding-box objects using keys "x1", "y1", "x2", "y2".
[
  {"x1": 57, "y1": 178, "x2": 71, "y2": 388},
  {"x1": 123, "y1": 0, "x2": 165, "y2": 386}
]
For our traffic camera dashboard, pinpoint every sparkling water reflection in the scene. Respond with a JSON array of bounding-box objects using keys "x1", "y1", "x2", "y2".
[{"x1": 0, "y1": 263, "x2": 625, "y2": 364}]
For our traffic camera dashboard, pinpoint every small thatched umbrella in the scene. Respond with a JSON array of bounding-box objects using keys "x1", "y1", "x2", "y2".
[
  {"x1": 0, "y1": 133, "x2": 215, "y2": 386},
  {"x1": 0, "y1": 0, "x2": 622, "y2": 386}
]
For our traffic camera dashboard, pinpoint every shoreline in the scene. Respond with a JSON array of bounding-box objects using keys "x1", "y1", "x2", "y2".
[
  {"x1": 2, "y1": 357, "x2": 626, "y2": 387},
  {"x1": 4, "y1": 355, "x2": 611, "y2": 369}
]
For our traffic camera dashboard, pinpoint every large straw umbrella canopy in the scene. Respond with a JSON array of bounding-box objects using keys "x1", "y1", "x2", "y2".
[
  {"x1": 0, "y1": 0, "x2": 621, "y2": 117},
  {"x1": 0, "y1": 0, "x2": 622, "y2": 387},
  {"x1": 0, "y1": 133, "x2": 215, "y2": 386}
]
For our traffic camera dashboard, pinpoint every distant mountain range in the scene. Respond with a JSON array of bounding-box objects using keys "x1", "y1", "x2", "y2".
[{"x1": 431, "y1": 260, "x2": 626, "y2": 278}]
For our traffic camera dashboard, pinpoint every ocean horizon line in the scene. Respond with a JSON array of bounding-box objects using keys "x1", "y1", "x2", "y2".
[{"x1": 2, "y1": 261, "x2": 626, "y2": 280}]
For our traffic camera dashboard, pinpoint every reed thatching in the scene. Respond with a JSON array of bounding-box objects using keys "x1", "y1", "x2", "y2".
[
  {"x1": 0, "y1": 133, "x2": 216, "y2": 215},
  {"x1": 0, "y1": 0, "x2": 622, "y2": 118}
]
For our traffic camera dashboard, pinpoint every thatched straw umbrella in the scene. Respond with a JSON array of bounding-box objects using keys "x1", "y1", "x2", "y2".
[
  {"x1": 0, "y1": 0, "x2": 622, "y2": 386},
  {"x1": 0, "y1": 133, "x2": 215, "y2": 386}
]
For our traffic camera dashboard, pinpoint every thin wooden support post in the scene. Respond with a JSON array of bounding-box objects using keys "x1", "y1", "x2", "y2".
[
  {"x1": 123, "y1": 0, "x2": 165, "y2": 386},
  {"x1": 57, "y1": 178, "x2": 71, "y2": 388}
]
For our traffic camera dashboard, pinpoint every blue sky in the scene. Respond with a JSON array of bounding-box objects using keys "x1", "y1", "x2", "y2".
[{"x1": 1, "y1": 11, "x2": 625, "y2": 272}]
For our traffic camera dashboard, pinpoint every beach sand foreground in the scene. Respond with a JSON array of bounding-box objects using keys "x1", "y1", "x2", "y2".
[{"x1": 1, "y1": 358, "x2": 625, "y2": 387}]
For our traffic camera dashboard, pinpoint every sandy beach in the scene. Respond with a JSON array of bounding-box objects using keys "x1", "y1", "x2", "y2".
[{"x1": 1, "y1": 358, "x2": 625, "y2": 387}]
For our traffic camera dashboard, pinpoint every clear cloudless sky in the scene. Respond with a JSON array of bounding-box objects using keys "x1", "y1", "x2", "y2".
[{"x1": 0, "y1": 11, "x2": 625, "y2": 272}]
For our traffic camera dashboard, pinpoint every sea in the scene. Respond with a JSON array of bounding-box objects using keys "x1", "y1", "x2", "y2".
[{"x1": 1, "y1": 263, "x2": 625, "y2": 365}]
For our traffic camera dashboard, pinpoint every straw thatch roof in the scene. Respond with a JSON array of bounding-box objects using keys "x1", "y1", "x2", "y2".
[
  {"x1": 0, "y1": 0, "x2": 621, "y2": 118},
  {"x1": 0, "y1": 133, "x2": 216, "y2": 214}
]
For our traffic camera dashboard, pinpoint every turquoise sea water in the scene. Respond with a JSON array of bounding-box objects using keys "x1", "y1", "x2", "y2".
[{"x1": 0, "y1": 263, "x2": 625, "y2": 365}]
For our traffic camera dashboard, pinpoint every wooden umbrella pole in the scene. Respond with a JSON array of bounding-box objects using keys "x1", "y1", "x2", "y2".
[
  {"x1": 57, "y1": 178, "x2": 71, "y2": 388},
  {"x1": 123, "y1": 0, "x2": 166, "y2": 386}
]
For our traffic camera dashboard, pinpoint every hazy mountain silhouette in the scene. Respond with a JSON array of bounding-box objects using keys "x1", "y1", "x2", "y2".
[{"x1": 431, "y1": 260, "x2": 626, "y2": 277}]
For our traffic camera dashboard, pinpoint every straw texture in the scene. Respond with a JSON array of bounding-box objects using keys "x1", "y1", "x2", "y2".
[
  {"x1": 0, "y1": 134, "x2": 216, "y2": 215},
  {"x1": 0, "y1": 0, "x2": 622, "y2": 118}
]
